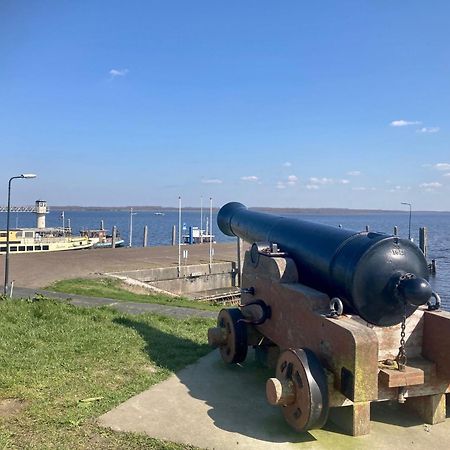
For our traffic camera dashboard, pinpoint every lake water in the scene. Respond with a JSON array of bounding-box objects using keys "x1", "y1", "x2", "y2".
[{"x1": 1, "y1": 209, "x2": 449, "y2": 309}]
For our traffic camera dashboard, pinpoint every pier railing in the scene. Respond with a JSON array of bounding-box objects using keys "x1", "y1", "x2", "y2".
[{"x1": 0, "y1": 205, "x2": 49, "y2": 213}]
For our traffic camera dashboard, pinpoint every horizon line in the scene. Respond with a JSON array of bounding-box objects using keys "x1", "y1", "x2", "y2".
[{"x1": 2, "y1": 205, "x2": 448, "y2": 214}]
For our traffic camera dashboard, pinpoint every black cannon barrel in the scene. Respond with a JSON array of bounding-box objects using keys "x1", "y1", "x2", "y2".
[{"x1": 218, "y1": 202, "x2": 432, "y2": 326}]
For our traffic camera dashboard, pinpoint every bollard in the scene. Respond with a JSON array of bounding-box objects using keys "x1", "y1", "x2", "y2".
[
  {"x1": 430, "y1": 259, "x2": 437, "y2": 274},
  {"x1": 365, "y1": 225, "x2": 370, "y2": 232},
  {"x1": 419, "y1": 227, "x2": 428, "y2": 258},
  {"x1": 393, "y1": 226, "x2": 398, "y2": 236},
  {"x1": 111, "y1": 226, "x2": 117, "y2": 249},
  {"x1": 172, "y1": 225, "x2": 176, "y2": 246},
  {"x1": 143, "y1": 225, "x2": 148, "y2": 247},
  {"x1": 101, "y1": 220, "x2": 104, "y2": 230}
]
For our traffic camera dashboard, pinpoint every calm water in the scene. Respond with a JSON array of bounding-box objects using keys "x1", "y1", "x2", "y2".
[{"x1": 1, "y1": 209, "x2": 449, "y2": 308}]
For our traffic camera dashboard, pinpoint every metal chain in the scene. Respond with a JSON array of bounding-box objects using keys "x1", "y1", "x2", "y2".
[{"x1": 396, "y1": 302, "x2": 407, "y2": 371}]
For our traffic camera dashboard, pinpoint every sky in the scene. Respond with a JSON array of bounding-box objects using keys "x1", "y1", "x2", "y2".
[{"x1": 1, "y1": 1, "x2": 449, "y2": 210}]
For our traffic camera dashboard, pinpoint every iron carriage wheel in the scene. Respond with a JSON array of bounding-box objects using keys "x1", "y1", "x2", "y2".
[
  {"x1": 215, "y1": 308, "x2": 248, "y2": 364},
  {"x1": 266, "y1": 348, "x2": 329, "y2": 432}
]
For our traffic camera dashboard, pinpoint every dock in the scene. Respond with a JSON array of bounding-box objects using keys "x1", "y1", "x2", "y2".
[{"x1": 0, "y1": 243, "x2": 239, "y2": 290}]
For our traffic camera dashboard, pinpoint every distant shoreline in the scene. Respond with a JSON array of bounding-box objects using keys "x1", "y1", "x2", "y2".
[{"x1": 36, "y1": 206, "x2": 450, "y2": 215}]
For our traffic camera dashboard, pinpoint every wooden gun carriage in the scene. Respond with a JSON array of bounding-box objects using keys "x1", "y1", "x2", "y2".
[{"x1": 208, "y1": 202, "x2": 450, "y2": 435}]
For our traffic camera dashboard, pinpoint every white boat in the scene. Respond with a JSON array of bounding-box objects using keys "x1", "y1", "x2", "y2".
[
  {"x1": 0, "y1": 228, "x2": 93, "y2": 254},
  {"x1": 0, "y1": 200, "x2": 93, "y2": 254},
  {"x1": 79, "y1": 229, "x2": 125, "y2": 248}
]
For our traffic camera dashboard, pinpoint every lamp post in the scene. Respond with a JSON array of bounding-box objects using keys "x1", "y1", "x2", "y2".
[
  {"x1": 3, "y1": 173, "x2": 37, "y2": 295},
  {"x1": 401, "y1": 202, "x2": 412, "y2": 241}
]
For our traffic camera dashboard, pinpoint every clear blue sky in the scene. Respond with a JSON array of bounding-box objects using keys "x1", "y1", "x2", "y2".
[{"x1": 1, "y1": 1, "x2": 449, "y2": 210}]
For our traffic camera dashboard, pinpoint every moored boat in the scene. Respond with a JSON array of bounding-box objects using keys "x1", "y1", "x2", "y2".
[
  {"x1": 79, "y1": 229, "x2": 125, "y2": 248},
  {"x1": 0, "y1": 228, "x2": 93, "y2": 254},
  {"x1": 0, "y1": 200, "x2": 93, "y2": 254}
]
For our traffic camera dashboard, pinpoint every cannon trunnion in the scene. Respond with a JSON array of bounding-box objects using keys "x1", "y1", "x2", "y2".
[{"x1": 209, "y1": 203, "x2": 450, "y2": 436}]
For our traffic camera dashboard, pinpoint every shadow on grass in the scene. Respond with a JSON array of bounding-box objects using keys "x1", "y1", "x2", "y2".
[
  {"x1": 114, "y1": 317, "x2": 210, "y2": 373},
  {"x1": 114, "y1": 317, "x2": 316, "y2": 445}
]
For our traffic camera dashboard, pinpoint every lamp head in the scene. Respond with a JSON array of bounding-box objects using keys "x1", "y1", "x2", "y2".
[{"x1": 20, "y1": 173, "x2": 37, "y2": 179}]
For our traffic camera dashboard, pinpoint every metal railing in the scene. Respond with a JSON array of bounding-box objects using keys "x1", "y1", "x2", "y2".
[{"x1": 0, "y1": 206, "x2": 49, "y2": 213}]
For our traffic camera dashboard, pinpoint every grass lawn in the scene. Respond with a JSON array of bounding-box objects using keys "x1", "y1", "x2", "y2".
[
  {"x1": 46, "y1": 277, "x2": 222, "y2": 312},
  {"x1": 0, "y1": 296, "x2": 215, "y2": 449}
]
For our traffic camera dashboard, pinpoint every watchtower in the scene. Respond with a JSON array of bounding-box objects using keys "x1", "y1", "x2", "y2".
[{"x1": 35, "y1": 200, "x2": 48, "y2": 229}]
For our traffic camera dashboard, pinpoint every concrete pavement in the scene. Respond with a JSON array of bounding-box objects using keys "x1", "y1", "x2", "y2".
[
  {"x1": 0, "y1": 243, "x2": 238, "y2": 288},
  {"x1": 99, "y1": 350, "x2": 450, "y2": 450}
]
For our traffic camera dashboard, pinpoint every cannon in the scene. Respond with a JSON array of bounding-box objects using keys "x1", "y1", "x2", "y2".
[{"x1": 208, "y1": 202, "x2": 450, "y2": 435}]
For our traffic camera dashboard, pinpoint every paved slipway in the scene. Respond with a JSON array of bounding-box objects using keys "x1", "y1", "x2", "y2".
[
  {"x1": 0, "y1": 243, "x2": 238, "y2": 289},
  {"x1": 3, "y1": 244, "x2": 237, "y2": 318},
  {"x1": 5, "y1": 245, "x2": 450, "y2": 449}
]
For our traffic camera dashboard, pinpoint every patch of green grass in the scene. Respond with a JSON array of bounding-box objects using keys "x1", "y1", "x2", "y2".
[
  {"x1": 46, "y1": 277, "x2": 221, "y2": 311},
  {"x1": 0, "y1": 296, "x2": 214, "y2": 449}
]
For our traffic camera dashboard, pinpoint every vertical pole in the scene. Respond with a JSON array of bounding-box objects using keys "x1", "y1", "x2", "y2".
[
  {"x1": 419, "y1": 227, "x2": 428, "y2": 258},
  {"x1": 408, "y1": 205, "x2": 412, "y2": 241},
  {"x1": 100, "y1": 220, "x2": 104, "y2": 230},
  {"x1": 401, "y1": 202, "x2": 412, "y2": 240},
  {"x1": 111, "y1": 226, "x2": 117, "y2": 249},
  {"x1": 200, "y1": 196, "x2": 203, "y2": 243},
  {"x1": 62, "y1": 211, "x2": 65, "y2": 236},
  {"x1": 171, "y1": 225, "x2": 176, "y2": 246},
  {"x1": 394, "y1": 226, "x2": 398, "y2": 236},
  {"x1": 67, "y1": 218, "x2": 71, "y2": 232},
  {"x1": 143, "y1": 225, "x2": 148, "y2": 247},
  {"x1": 129, "y1": 207, "x2": 133, "y2": 247},
  {"x1": 365, "y1": 225, "x2": 369, "y2": 232},
  {"x1": 209, "y1": 197, "x2": 213, "y2": 269},
  {"x1": 3, "y1": 178, "x2": 13, "y2": 295},
  {"x1": 237, "y1": 237, "x2": 243, "y2": 287},
  {"x1": 178, "y1": 196, "x2": 181, "y2": 277}
]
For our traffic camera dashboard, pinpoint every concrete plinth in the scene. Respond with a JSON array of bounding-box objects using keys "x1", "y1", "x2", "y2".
[{"x1": 98, "y1": 350, "x2": 450, "y2": 450}]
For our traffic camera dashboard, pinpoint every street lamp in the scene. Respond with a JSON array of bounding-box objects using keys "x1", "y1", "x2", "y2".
[
  {"x1": 401, "y1": 202, "x2": 412, "y2": 241},
  {"x1": 3, "y1": 173, "x2": 37, "y2": 295}
]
